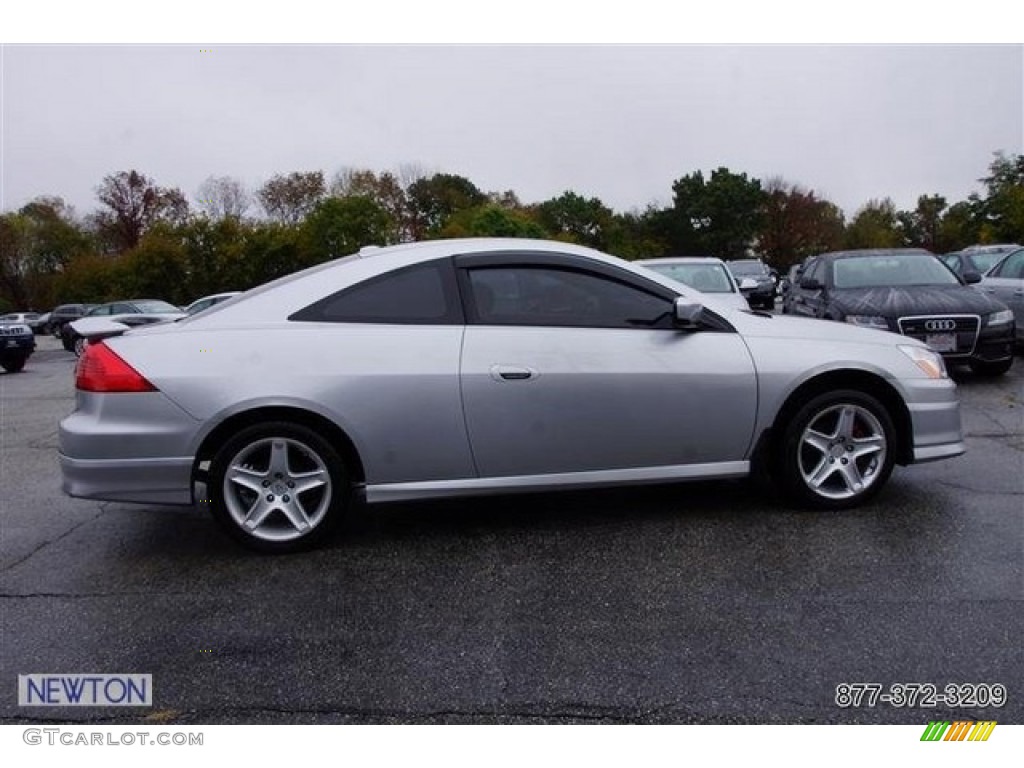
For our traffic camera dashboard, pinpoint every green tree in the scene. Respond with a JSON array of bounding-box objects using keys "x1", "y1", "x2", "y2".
[
  {"x1": 117, "y1": 231, "x2": 190, "y2": 304},
  {"x1": 302, "y1": 196, "x2": 396, "y2": 261},
  {"x1": 536, "y1": 191, "x2": 615, "y2": 250},
  {"x1": 439, "y1": 205, "x2": 547, "y2": 239},
  {"x1": 331, "y1": 168, "x2": 409, "y2": 241},
  {"x1": 977, "y1": 152, "x2": 1024, "y2": 242},
  {"x1": 844, "y1": 199, "x2": 903, "y2": 249},
  {"x1": 667, "y1": 168, "x2": 766, "y2": 259},
  {"x1": 180, "y1": 216, "x2": 250, "y2": 297},
  {"x1": 406, "y1": 173, "x2": 487, "y2": 237},
  {"x1": 936, "y1": 200, "x2": 982, "y2": 251}
]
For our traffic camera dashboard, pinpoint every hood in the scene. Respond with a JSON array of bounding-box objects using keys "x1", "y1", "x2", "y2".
[
  {"x1": 723, "y1": 309, "x2": 913, "y2": 347},
  {"x1": 829, "y1": 285, "x2": 1006, "y2": 318}
]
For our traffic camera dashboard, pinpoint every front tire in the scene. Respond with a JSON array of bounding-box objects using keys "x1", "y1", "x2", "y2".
[
  {"x1": 778, "y1": 390, "x2": 896, "y2": 509},
  {"x1": 1, "y1": 357, "x2": 27, "y2": 373},
  {"x1": 208, "y1": 422, "x2": 348, "y2": 553},
  {"x1": 968, "y1": 358, "x2": 1012, "y2": 377}
]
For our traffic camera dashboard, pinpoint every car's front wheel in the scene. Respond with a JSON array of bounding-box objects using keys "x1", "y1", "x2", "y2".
[
  {"x1": 968, "y1": 358, "x2": 1013, "y2": 377},
  {"x1": 1, "y1": 356, "x2": 27, "y2": 373},
  {"x1": 778, "y1": 390, "x2": 896, "y2": 509},
  {"x1": 208, "y1": 422, "x2": 348, "y2": 553}
]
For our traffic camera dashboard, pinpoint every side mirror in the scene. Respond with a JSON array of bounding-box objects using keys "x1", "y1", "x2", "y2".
[
  {"x1": 799, "y1": 277, "x2": 824, "y2": 291},
  {"x1": 673, "y1": 297, "x2": 705, "y2": 329},
  {"x1": 962, "y1": 270, "x2": 982, "y2": 284},
  {"x1": 738, "y1": 278, "x2": 758, "y2": 290}
]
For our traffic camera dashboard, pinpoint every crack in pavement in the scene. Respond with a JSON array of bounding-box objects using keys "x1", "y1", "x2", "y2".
[{"x1": 1, "y1": 503, "x2": 111, "y2": 574}]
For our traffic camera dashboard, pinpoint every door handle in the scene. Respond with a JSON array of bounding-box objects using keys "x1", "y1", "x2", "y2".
[{"x1": 490, "y1": 365, "x2": 538, "y2": 382}]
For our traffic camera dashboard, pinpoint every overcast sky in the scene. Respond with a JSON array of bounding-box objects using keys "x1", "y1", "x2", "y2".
[{"x1": 2, "y1": 45, "x2": 1021, "y2": 219}]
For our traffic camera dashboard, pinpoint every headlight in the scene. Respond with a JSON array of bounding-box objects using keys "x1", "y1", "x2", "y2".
[
  {"x1": 845, "y1": 315, "x2": 890, "y2": 330},
  {"x1": 984, "y1": 309, "x2": 1014, "y2": 326},
  {"x1": 898, "y1": 345, "x2": 948, "y2": 379}
]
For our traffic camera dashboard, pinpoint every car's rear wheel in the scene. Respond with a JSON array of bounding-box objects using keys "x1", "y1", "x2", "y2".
[
  {"x1": 208, "y1": 422, "x2": 348, "y2": 553},
  {"x1": 73, "y1": 336, "x2": 87, "y2": 357},
  {"x1": 968, "y1": 358, "x2": 1013, "y2": 377},
  {"x1": 778, "y1": 390, "x2": 896, "y2": 509},
  {"x1": 1, "y1": 357, "x2": 27, "y2": 373}
]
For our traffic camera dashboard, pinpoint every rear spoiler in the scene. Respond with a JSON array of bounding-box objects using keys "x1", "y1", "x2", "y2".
[{"x1": 69, "y1": 317, "x2": 132, "y2": 342}]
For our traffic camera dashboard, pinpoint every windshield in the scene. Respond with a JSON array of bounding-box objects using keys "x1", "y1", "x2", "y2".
[
  {"x1": 832, "y1": 254, "x2": 961, "y2": 289},
  {"x1": 645, "y1": 263, "x2": 735, "y2": 293},
  {"x1": 133, "y1": 300, "x2": 181, "y2": 313},
  {"x1": 728, "y1": 261, "x2": 767, "y2": 277}
]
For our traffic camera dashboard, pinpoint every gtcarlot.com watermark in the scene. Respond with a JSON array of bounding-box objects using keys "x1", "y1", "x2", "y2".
[{"x1": 23, "y1": 729, "x2": 203, "y2": 747}]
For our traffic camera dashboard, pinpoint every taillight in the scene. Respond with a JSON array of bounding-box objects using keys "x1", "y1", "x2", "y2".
[{"x1": 75, "y1": 341, "x2": 157, "y2": 392}]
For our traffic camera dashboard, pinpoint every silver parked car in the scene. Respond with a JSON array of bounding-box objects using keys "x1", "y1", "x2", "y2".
[
  {"x1": 60, "y1": 238, "x2": 966, "y2": 552},
  {"x1": 976, "y1": 246, "x2": 1024, "y2": 346},
  {"x1": 635, "y1": 257, "x2": 752, "y2": 311}
]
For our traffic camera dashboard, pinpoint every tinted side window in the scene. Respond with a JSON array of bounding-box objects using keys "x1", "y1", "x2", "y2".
[
  {"x1": 466, "y1": 266, "x2": 671, "y2": 329},
  {"x1": 802, "y1": 258, "x2": 823, "y2": 284},
  {"x1": 291, "y1": 260, "x2": 462, "y2": 324}
]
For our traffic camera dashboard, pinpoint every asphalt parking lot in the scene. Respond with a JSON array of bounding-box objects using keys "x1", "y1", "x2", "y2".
[{"x1": 1, "y1": 334, "x2": 1021, "y2": 724}]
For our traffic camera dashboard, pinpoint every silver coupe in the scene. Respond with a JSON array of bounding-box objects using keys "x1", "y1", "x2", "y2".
[{"x1": 60, "y1": 238, "x2": 966, "y2": 552}]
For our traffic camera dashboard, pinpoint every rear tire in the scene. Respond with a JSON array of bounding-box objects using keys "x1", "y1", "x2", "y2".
[
  {"x1": 208, "y1": 421, "x2": 348, "y2": 553},
  {"x1": 777, "y1": 389, "x2": 896, "y2": 510}
]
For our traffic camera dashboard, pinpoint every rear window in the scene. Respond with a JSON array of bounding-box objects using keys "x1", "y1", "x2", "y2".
[{"x1": 290, "y1": 259, "x2": 462, "y2": 324}]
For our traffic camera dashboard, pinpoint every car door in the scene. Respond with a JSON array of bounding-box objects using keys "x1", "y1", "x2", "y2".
[
  {"x1": 456, "y1": 253, "x2": 759, "y2": 479},
  {"x1": 978, "y1": 248, "x2": 1024, "y2": 339},
  {"x1": 790, "y1": 257, "x2": 825, "y2": 316}
]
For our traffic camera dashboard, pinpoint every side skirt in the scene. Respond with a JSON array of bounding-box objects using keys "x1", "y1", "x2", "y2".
[{"x1": 365, "y1": 461, "x2": 750, "y2": 504}]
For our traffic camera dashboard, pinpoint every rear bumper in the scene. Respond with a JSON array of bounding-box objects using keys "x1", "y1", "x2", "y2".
[
  {"x1": 60, "y1": 453, "x2": 194, "y2": 505},
  {"x1": 59, "y1": 390, "x2": 201, "y2": 505}
]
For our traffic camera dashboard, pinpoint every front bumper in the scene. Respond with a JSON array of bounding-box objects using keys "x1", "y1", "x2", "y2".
[
  {"x1": 0, "y1": 335, "x2": 35, "y2": 357},
  {"x1": 902, "y1": 378, "x2": 966, "y2": 464}
]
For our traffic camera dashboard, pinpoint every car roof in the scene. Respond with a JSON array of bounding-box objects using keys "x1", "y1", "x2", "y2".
[
  {"x1": 636, "y1": 257, "x2": 725, "y2": 266},
  {"x1": 815, "y1": 248, "x2": 935, "y2": 260}
]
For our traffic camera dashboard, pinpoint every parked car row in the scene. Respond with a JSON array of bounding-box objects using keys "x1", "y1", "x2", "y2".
[
  {"x1": 62, "y1": 300, "x2": 186, "y2": 356},
  {"x1": 641, "y1": 245, "x2": 1020, "y2": 377}
]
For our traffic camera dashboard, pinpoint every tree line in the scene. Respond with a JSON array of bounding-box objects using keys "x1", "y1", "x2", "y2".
[{"x1": 1, "y1": 153, "x2": 1021, "y2": 311}]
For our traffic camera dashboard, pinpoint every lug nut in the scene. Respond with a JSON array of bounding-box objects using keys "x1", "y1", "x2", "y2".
[
  {"x1": 262, "y1": 480, "x2": 270, "y2": 487},
  {"x1": 287, "y1": 481, "x2": 295, "y2": 488},
  {"x1": 841, "y1": 458, "x2": 848, "y2": 465},
  {"x1": 266, "y1": 494, "x2": 274, "y2": 501},
  {"x1": 282, "y1": 495, "x2": 291, "y2": 502}
]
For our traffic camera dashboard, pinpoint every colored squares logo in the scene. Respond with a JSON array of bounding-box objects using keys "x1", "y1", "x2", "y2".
[{"x1": 920, "y1": 721, "x2": 997, "y2": 742}]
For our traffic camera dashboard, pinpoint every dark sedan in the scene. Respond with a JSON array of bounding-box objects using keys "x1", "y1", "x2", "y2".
[
  {"x1": 787, "y1": 249, "x2": 1015, "y2": 376},
  {"x1": 726, "y1": 259, "x2": 777, "y2": 310}
]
